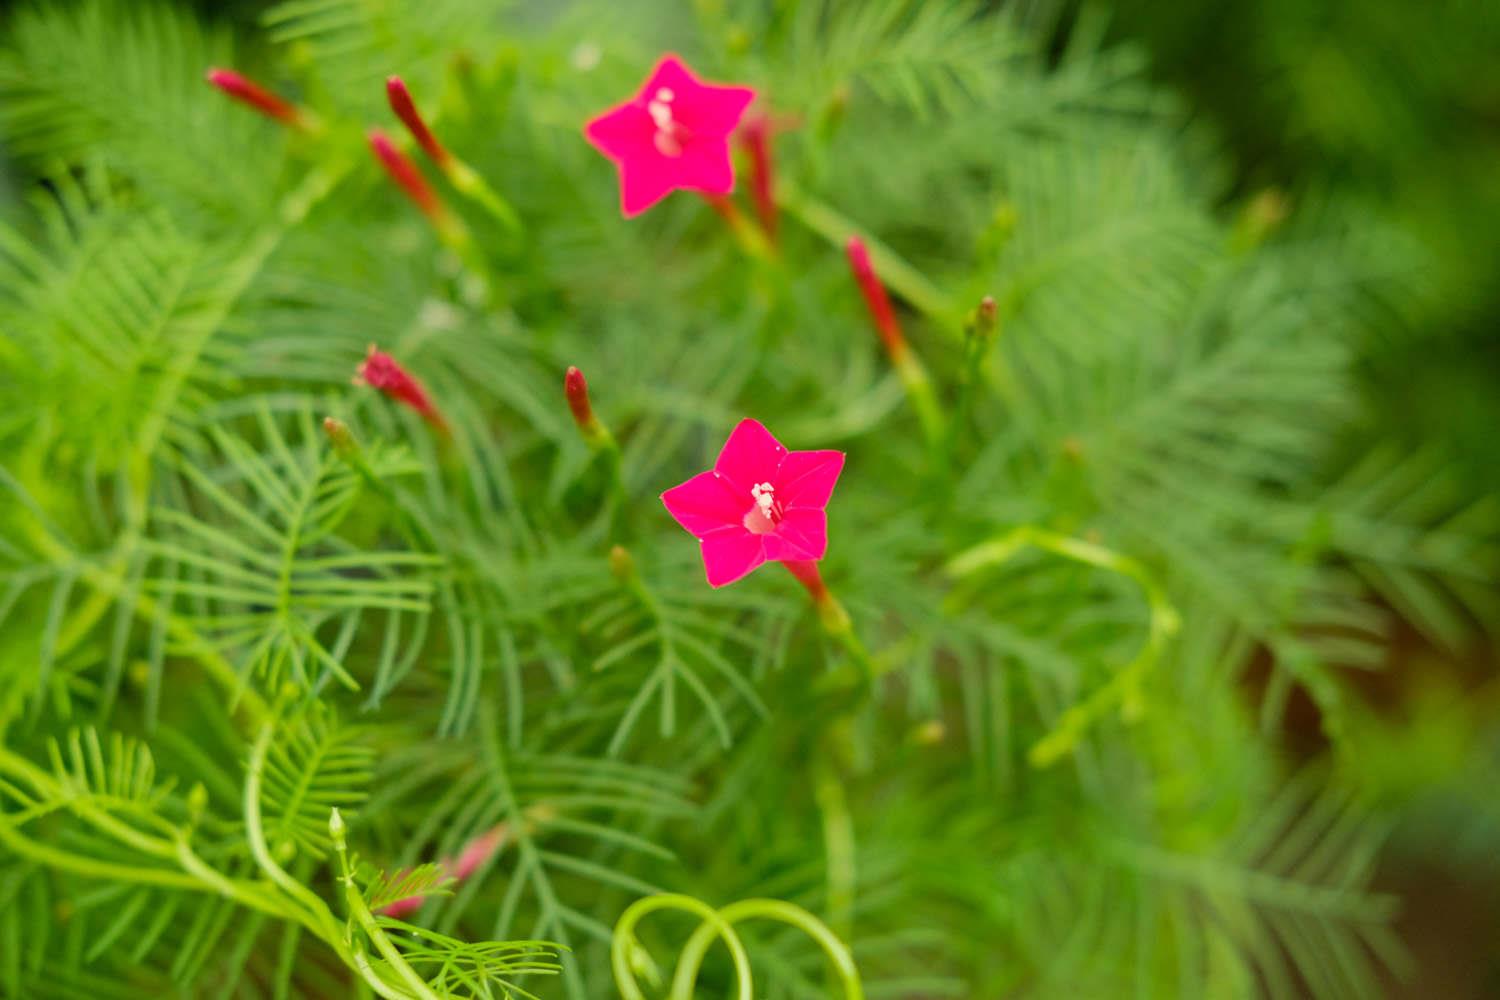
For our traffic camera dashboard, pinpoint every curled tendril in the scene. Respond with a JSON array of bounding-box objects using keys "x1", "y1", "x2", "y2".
[
  {"x1": 946, "y1": 525, "x2": 1182, "y2": 767},
  {"x1": 611, "y1": 893, "x2": 864, "y2": 1000}
]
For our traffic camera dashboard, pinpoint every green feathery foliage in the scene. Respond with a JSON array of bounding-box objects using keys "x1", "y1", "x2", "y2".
[{"x1": 0, "y1": 0, "x2": 1494, "y2": 997}]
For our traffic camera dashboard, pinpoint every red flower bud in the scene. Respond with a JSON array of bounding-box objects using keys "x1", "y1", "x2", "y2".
[
  {"x1": 368, "y1": 129, "x2": 443, "y2": 220},
  {"x1": 355, "y1": 345, "x2": 447, "y2": 431},
  {"x1": 739, "y1": 115, "x2": 778, "y2": 242},
  {"x1": 845, "y1": 236, "x2": 908, "y2": 359},
  {"x1": 564, "y1": 366, "x2": 613, "y2": 449},
  {"x1": 386, "y1": 76, "x2": 451, "y2": 168},
  {"x1": 970, "y1": 294, "x2": 998, "y2": 341},
  {"x1": 205, "y1": 68, "x2": 309, "y2": 129},
  {"x1": 564, "y1": 367, "x2": 593, "y2": 428},
  {"x1": 322, "y1": 416, "x2": 358, "y2": 457}
]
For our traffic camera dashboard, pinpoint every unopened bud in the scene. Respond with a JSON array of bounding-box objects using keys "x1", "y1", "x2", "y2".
[
  {"x1": 609, "y1": 544, "x2": 635, "y2": 582},
  {"x1": 368, "y1": 129, "x2": 443, "y2": 220},
  {"x1": 565, "y1": 366, "x2": 613, "y2": 449},
  {"x1": 845, "y1": 236, "x2": 906, "y2": 359},
  {"x1": 322, "y1": 417, "x2": 357, "y2": 457},
  {"x1": 356, "y1": 345, "x2": 448, "y2": 431},
  {"x1": 967, "y1": 295, "x2": 998, "y2": 341},
  {"x1": 329, "y1": 806, "x2": 346, "y2": 841},
  {"x1": 386, "y1": 76, "x2": 451, "y2": 167},
  {"x1": 205, "y1": 68, "x2": 313, "y2": 131}
]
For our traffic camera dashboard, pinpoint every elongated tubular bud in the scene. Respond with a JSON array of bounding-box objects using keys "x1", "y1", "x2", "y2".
[
  {"x1": 564, "y1": 366, "x2": 614, "y2": 450},
  {"x1": 845, "y1": 236, "x2": 908, "y2": 360},
  {"x1": 205, "y1": 68, "x2": 312, "y2": 130},
  {"x1": 973, "y1": 295, "x2": 998, "y2": 340},
  {"x1": 368, "y1": 129, "x2": 443, "y2": 220},
  {"x1": 845, "y1": 236, "x2": 945, "y2": 447},
  {"x1": 356, "y1": 345, "x2": 449, "y2": 432},
  {"x1": 386, "y1": 75, "x2": 451, "y2": 168},
  {"x1": 322, "y1": 416, "x2": 357, "y2": 457},
  {"x1": 740, "y1": 115, "x2": 778, "y2": 242}
]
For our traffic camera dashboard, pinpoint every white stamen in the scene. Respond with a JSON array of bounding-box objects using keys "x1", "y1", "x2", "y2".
[
  {"x1": 647, "y1": 94, "x2": 687, "y2": 157},
  {"x1": 744, "y1": 482, "x2": 781, "y2": 535}
]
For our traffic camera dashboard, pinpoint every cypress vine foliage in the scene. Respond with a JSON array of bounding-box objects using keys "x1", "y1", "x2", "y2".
[{"x1": 0, "y1": 1, "x2": 1494, "y2": 997}]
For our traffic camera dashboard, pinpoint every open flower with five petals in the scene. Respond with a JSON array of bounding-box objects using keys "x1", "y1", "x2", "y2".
[
  {"x1": 584, "y1": 55, "x2": 756, "y2": 217},
  {"x1": 661, "y1": 419, "x2": 844, "y2": 587}
]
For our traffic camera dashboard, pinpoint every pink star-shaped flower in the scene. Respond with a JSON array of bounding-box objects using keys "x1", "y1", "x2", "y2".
[
  {"x1": 584, "y1": 55, "x2": 756, "y2": 217},
  {"x1": 661, "y1": 419, "x2": 845, "y2": 588}
]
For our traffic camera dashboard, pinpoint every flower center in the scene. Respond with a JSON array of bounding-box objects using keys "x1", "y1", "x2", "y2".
[
  {"x1": 743, "y1": 482, "x2": 781, "y2": 534},
  {"x1": 647, "y1": 87, "x2": 689, "y2": 156}
]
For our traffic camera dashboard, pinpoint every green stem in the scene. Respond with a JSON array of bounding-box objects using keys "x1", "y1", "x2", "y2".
[
  {"x1": 778, "y1": 180, "x2": 958, "y2": 331},
  {"x1": 245, "y1": 721, "x2": 347, "y2": 944},
  {"x1": 813, "y1": 754, "x2": 856, "y2": 943},
  {"x1": 343, "y1": 880, "x2": 442, "y2": 1000},
  {"x1": 447, "y1": 159, "x2": 523, "y2": 235}
]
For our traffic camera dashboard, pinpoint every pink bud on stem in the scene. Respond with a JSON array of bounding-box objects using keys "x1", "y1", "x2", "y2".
[
  {"x1": 205, "y1": 68, "x2": 314, "y2": 131},
  {"x1": 385, "y1": 76, "x2": 451, "y2": 168},
  {"x1": 367, "y1": 129, "x2": 475, "y2": 253},
  {"x1": 845, "y1": 236, "x2": 909, "y2": 361},
  {"x1": 368, "y1": 130, "x2": 443, "y2": 221},
  {"x1": 564, "y1": 366, "x2": 613, "y2": 450},
  {"x1": 385, "y1": 76, "x2": 521, "y2": 234},
  {"x1": 355, "y1": 345, "x2": 449, "y2": 433},
  {"x1": 845, "y1": 236, "x2": 944, "y2": 447}
]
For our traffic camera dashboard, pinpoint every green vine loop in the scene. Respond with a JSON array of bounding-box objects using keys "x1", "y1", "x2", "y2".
[
  {"x1": 670, "y1": 897, "x2": 865, "y2": 1000},
  {"x1": 610, "y1": 894, "x2": 754, "y2": 1000},
  {"x1": 946, "y1": 525, "x2": 1181, "y2": 767}
]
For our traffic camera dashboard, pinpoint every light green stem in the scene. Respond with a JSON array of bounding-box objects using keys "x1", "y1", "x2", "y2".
[
  {"x1": 813, "y1": 755, "x2": 856, "y2": 942},
  {"x1": 778, "y1": 180, "x2": 958, "y2": 330},
  {"x1": 245, "y1": 721, "x2": 347, "y2": 944}
]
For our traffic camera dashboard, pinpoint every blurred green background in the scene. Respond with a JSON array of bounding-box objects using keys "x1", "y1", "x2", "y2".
[{"x1": 1100, "y1": 2, "x2": 1500, "y2": 993}]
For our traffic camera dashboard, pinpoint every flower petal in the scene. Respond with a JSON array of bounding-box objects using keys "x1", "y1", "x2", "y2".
[
  {"x1": 768, "y1": 507, "x2": 827, "y2": 562},
  {"x1": 713, "y1": 419, "x2": 788, "y2": 493},
  {"x1": 583, "y1": 102, "x2": 650, "y2": 161},
  {"x1": 675, "y1": 137, "x2": 735, "y2": 195},
  {"x1": 619, "y1": 157, "x2": 678, "y2": 216},
  {"x1": 700, "y1": 530, "x2": 766, "y2": 588},
  {"x1": 775, "y1": 449, "x2": 845, "y2": 510},
  {"x1": 644, "y1": 57, "x2": 756, "y2": 136},
  {"x1": 681, "y1": 84, "x2": 755, "y2": 136},
  {"x1": 661, "y1": 470, "x2": 747, "y2": 539}
]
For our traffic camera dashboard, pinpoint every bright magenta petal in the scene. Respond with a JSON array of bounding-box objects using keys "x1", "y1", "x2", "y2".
[
  {"x1": 676, "y1": 139, "x2": 735, "y2": 194},
  {"x1": 776, "y1": 450, "x2": 845, "y2": 509},
  {"x1": 642, "y1": 55, "x2": 698, "y2": 100},
  {"x1": 661, "y1": 470, "x2": 746, "y2": 539},
  {"x1": 681, "y1": 85, "x2": 755, "y2": 136},
  {"x1": 701, "y1": 530, "x2": 766, "y2": 587},
  {"x1": 584, "y1": 102, "x2": 650, "y2": 161},
  {"x1": 619, "y1": 158, "x2": 677, "y2": 216},
  {"x1": 769, "y1": 507, "x2": 828, "y2": 562},
  {"x1": 714, "y1": 419, "x2": 788, "y2": 493}
]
